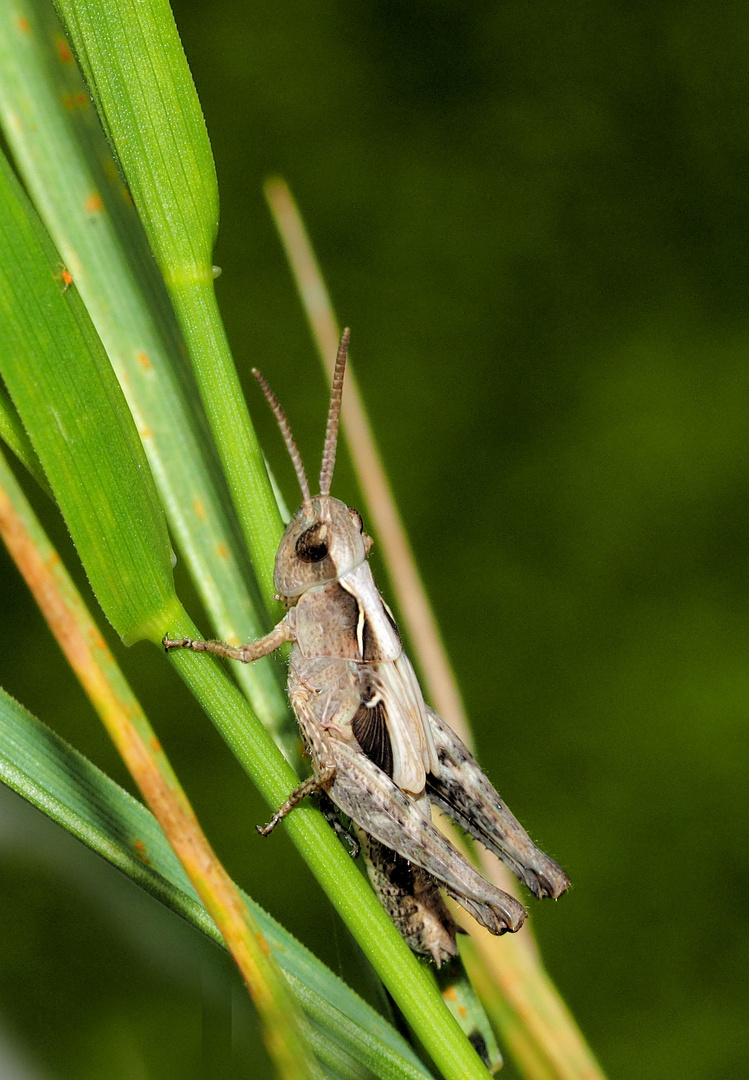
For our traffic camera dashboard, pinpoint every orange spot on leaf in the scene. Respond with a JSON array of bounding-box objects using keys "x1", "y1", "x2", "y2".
[
  {"x1": 443, "y1": 987, "x2": 458, "y2": 1002},
  {"x1": 216, "y1": 544, "x2": 228, "y2": 559},
  {"x1": 85, "y1": 192, "x2": 103, "y2": 213},
  {"x1": 18, "y1": 17, "x2": 30, "y2": 32},
  {"x1": 61, "y1": 92, "x2": 88, "y2": 112},
  {"x1": 150, "y1": 736, "x2": 161, "y2": 754},
  {"x1": 139, "y1": 427, "x2": 153, "y2": 440},
  {"x1": 137, "y1": 352, "x2": 152, "y2": 369},
  {"x1": 86, "y1": 626, "x2": 107, "y2": 651},
  {"x1": 192, "y1": 499, "x2": 206, "y2": 520},
  {"x1": 55, "y1": 264, "x2": 73, "y2": 292},
  {"x1": 132, "y1": 840, "x2": 151, "y2": 865},
  {"x1": 458, "y1": 1005, "x2": 467, "y2": 1018},
  {"x1": 56, "y1": 37, "x2": 72, "y2": 63}
]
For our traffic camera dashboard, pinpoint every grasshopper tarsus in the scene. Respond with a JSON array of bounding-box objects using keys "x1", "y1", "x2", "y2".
[
  {"x1": 324, "y1": 816, "x2": 360, "y2": 859},
  {"x1": 163, "y1": 634, "x2": 190, "y2": 653}
]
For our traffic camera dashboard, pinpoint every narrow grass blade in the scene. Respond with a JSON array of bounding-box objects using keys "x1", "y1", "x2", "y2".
[
  {"x1": 53, "y1": 0, "x2": 284, "y2": 608},
  {"x1": 0, "y1": 381, "x2": 51, "y2": 495},
  {"x1": 265, "y1": 178, "x2": 606, "y2": 1080},
  {"x1": 0, "y1": 449, "x2": 324, "y2": 1080},
  {"x1": 0, "y1": 150, "x2": 177, "y2": 644},
  {"x1": 52, "y1": 0, "x2": 219, "y2": 270},
  {"x1": 0, "y1": 0, "x2": 289, "y2": 733},
  {"x1": 435, "y1": 960, "x2": 502, "y2": 1074}
]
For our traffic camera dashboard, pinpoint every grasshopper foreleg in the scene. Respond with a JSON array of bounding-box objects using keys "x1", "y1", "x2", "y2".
[{"x1": 163, "y1": 616, "x2": 294, "y2": 663}]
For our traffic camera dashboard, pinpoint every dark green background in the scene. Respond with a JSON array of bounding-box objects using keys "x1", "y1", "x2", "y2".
[{"x1": 1, "y1": 1, "x2": 747, "y2": 1077}]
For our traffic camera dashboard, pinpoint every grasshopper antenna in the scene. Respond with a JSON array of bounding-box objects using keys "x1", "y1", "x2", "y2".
[
  {"x1": 319, "y1": 328, "x2": 350, "y2": 496},
  {"x1": 252, "y1": 368, "x2": 314, "y2": 517}
]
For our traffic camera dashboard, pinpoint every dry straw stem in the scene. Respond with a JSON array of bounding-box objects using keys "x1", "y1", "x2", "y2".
[
  {"x1": 0, "y1": 452, "x2": 321, "y2": 1080},
  {"x1": 264, "y1": 177, "x2": 606, "y2": 1080},
  {"x1": 465, "y1": 928, "x2": 603, "y2": 1080}
]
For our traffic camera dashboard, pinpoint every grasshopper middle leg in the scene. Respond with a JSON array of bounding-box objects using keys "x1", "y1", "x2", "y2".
[
  {"x1": 258, "y1": 690, "x2": 340, "y2": 835},
  {"x1": 256, "y1": 764, "x2": 337, "y2": 836}
]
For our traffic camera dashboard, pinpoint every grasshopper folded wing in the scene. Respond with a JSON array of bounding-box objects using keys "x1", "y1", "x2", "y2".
[{"x1": 425, "y1": 708, "x2": 570, "y2": 901}]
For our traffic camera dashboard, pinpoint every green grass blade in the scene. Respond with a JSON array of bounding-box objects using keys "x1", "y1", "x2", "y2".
[
  {"x1": 0, "y1": 150, "x2": 177, "y2": 644},
  {"x1": 52, "y1": 0, "x2": 284, "y2": 607},
  {"x1": 0, "y1": 687, "x2": 434, "y2": 1080},
  {"x1": 0, "y1": 0, "x2": 288, "y2": 732},
  {"x1": 435, "y1": 962, "x2": 502, "y2": 1074},
  {"x1": 0, "y1": 380, "x2": 51, "y2": 495},
  {"x1": 53, "y1": 0, "x2": 219, "y2": 269}
]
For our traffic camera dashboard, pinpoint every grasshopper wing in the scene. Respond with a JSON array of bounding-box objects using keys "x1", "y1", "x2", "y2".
[{"x1": 425, "y1": 708, "x2": 570, "y2": 900}]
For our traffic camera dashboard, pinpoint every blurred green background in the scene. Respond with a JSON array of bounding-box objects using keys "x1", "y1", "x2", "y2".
[{"x1": 1, "y1": 1, "x2": 748, "y2": 1077}]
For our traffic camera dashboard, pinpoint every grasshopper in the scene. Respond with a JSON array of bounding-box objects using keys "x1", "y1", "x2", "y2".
[{"x1": 165, "y1": 330, "x2": 569, "y2": 963}]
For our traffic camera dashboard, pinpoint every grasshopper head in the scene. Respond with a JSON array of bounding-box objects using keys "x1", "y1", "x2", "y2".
[{"x1": 274, "y1": 494, "x2": 369, "y2": 598}]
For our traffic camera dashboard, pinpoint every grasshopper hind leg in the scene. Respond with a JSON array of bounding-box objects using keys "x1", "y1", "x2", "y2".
[
  {"x1": 317, "y1": 793, "x2": 360, "y2": 857},
  {"x1": 361, "y1": 834, "x2": 460, "y2": 967}
]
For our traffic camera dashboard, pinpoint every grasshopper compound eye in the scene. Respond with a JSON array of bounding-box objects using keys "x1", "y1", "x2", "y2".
[{"x1": 295, "y1": 522, "x2": 330, "y2": 563}]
